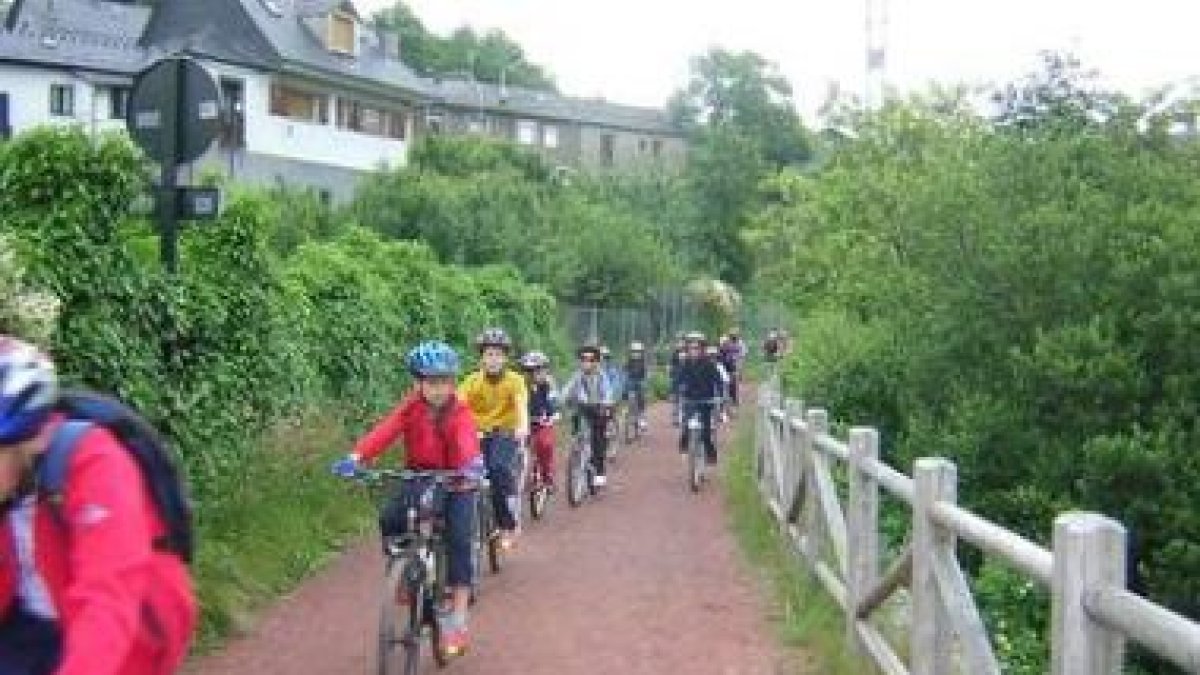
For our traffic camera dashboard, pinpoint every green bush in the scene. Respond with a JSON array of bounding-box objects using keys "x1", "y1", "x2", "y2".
[{"x1": 352, "y1": 135, "x2": 682, "y2": 306}]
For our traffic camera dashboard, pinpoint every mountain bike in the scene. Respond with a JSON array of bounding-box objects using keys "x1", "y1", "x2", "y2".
[
  {"x1": 682, "y1": 399, "x2": 722, "y2": 493},
  {"x1": 348, "y1": 468, "x2": 466, "y2": 675},
  {"x1": 525, "y1": 424, "x2": 554, "y2": 520},
  {"x1": 566, "y1": 410, "x2": 601, "y2": 507}
]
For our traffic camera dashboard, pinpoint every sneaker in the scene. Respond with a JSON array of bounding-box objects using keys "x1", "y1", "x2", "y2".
[
  {"x1": 593, "y1": 474, "x2": 607, "y2": 488},
  {"x1": 500, "y1": 530, "x2": 518, "y2": 551},
  {"x1": 438, "y1": 618, "x2": 470, "y2": 658}
]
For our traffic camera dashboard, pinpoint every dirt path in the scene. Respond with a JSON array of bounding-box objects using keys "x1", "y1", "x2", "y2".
[{"x1": 188, "y1": 399, "x2": 793, "y2": 674}]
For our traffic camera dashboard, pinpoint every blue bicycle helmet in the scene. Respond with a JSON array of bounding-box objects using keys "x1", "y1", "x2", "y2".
[
  {"x1": 0, "y1": 336, "x2": 57, "y2": 445},
  {"x1": 406, "y1": 341, "x2": 460, "y2": 379}
]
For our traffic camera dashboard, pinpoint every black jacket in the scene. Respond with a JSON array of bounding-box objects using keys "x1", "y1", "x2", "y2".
[{"x1": 675, "y1": 357, "x2": 724, "y2": 401}]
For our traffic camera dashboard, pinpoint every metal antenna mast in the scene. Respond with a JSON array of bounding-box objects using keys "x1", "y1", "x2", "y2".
[{"x1": 865, "y1": 0, "x2": 888, "y2": 110}]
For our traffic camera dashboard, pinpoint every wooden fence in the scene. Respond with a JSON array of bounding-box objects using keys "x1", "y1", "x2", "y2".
[{"x1": 755, "y1": 380, "x2": 1200, "y2": 674}]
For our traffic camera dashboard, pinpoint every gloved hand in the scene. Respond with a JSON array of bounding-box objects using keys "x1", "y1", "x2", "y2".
[{"x1": 331, "y1": 455, "x2": 359, "y2": 478}]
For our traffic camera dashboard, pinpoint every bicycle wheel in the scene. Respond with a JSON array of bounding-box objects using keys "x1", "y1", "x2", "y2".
[
  {"x1": 623, "y1": 405, "x2": 637, "y2": 446},
  {"x1": 688, "y1": 427, "x2": 702, "y2": 493},
  {"x1": 487, "y1": 525, "x2": 502, "y2": 574},
  {"x1": 477, "y1": 492, "x2": 501, "y2": 574},
  {"x1": 430, "y1": 548, "x2": 450, "y2": 668},
  {"x1": 529, "y1": 475, "x2": 549, "y2": 520},
  {"x1": 379, "y1": 558, "x2": 422, "y2": 675},
  {"x1": 566, "y1": 440, "x2": 585, "y2": 507}
]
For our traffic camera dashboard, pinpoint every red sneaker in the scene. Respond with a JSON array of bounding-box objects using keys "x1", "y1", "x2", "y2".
[{"x1": 440, "y1": 623, "x2": 470, "y2": 658}]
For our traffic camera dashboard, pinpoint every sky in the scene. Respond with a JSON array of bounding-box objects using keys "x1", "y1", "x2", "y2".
[{"x1": 356, "y1": 0, "x2": 1200, "y2": 122}]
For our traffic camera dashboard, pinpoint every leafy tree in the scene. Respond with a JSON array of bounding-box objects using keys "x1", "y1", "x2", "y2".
[
  {"x1": 670, "y1": 47, "x2": 811, "y2": 166},
  {"x1": 371, "y1": 2, "x2": 556, "y2": 91}
]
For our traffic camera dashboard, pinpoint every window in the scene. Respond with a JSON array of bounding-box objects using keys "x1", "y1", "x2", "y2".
[
  {"x1": 336, "y1": 97, "x2": 406, "y2": 139},
  {"x1": 652, "y1": 138, "x2": 663, "y2": 157},
  {"x1": 600, "y1": 133, "x2": 615, "y2": 166},
  {"x1": 638, "y1": 138, "x2": 648, "y2": 153},
  {"x1": 0, "y1": 93, "x2": 10, "y2": 140},
  {"x1": 49, "y1": 84, "x2": 74, "y2": 116},
  {"x1": 425, "y1": 114, "x2": 444, "y2": 134},
  {"x1": 108, "y1": 86, "x2": 129, "y2": 120},
  {"x1": 329, "y1": 12, "x2": 356, "y2": 54},
  {"x1": 220, "y1": 78, "x2": 246, "y2": 149},
  {"x1": 269, "y1": 83, "x2": 328, "y2": 124},
  {"x1": 543, "y1": 124, "x2": 559, "y2": 148},
  {"x1": 517, "y1": 119, "x2": 538, "y2": 145}
]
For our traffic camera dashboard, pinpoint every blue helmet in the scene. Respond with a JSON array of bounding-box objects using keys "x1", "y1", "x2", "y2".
[
  {"x1": 406, "y1": 341, "x2": 460, "y2": 379},
  {"x1": 0, "y1": 337, "x2": 57, "y2": 445}
]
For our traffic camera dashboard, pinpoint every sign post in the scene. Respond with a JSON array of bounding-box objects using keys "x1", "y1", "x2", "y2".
[{"x1": 125, "y1": 56, "x2": 222, "y2": 273}]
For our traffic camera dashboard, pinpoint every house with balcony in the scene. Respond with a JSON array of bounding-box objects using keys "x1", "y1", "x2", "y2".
[{"x1": 0, "y1": 0, "x2": 685, "y2": 202}]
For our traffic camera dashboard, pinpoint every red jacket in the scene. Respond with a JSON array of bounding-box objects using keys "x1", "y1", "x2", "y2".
[
  {"x1": 354, "y1": 392, "x2": 481, "y2": 470},
  {"x1": 0, "y1": 420, "x2": 197, "y2": 675}
]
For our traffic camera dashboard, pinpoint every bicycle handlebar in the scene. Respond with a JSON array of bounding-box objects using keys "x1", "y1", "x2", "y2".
[{"x1": 345, "y1": 468, "x2": 473, "y2": 486}]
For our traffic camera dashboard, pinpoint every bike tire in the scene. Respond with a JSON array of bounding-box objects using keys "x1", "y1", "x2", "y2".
[
  {"x1": 689, "y1": 430, "x2": 702, "y2": 493},
  {"x1": 402, "y1": 567, "x2": 425, "y2": 675},
  {"x1": 624, "y1": 402, "x2": 639, "y2": 445},
  {"x1": 529, "y1": 484, "x2": 548, "y2": 520},
  {"x1": 566, "y1": 442, "x2": 585, "y2": 507},
  {"x1": 487, "y1": 530, "x2": 502, "y2": 574},
  {"x1": 377, "y1": 560, "x2": 407, "y2": 675},
  {"x1": 429, "y1": 609, "x2": 448, "y2": 669}
]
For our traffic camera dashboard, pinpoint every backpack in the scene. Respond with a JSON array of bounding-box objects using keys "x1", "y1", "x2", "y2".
[{"x1": 37, "y1": 389, "x2": 194, "y2": 564}]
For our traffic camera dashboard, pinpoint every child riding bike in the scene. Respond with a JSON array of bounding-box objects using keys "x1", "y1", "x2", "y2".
[
  {"x1": 560, "y1": 343, "x2": 616, "y2": 487},
  {"x1": 520, "y1": 351, "x2": 558, "y2": 493},
  {"x1": 458, "y1": 328, "x2": 528, "y2": 551},
  {"x1": 676, "y1": 333, "x2": 726, "y2": 465},
  {"x1": 623, "y1": 341, "x2": 649, "y2": 432},
  {"x1": 332, "y1": 341, "x2": 484, "y2": 659}
]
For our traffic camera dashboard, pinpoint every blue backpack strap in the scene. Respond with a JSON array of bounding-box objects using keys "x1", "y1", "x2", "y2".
[{"x1": 39, "y1": 420, "x2": 96, "y2": 500}]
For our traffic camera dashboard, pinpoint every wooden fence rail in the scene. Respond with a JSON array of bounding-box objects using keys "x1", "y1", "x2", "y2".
[{"x1": 754, "y1": 380, "x2": 1200, "y2": 674}]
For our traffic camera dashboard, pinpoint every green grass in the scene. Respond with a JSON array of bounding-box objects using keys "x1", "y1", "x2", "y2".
[
  {"x1": 723, "y1": 414, "x2": 870, "y2": 675},
  {"x1": 190, "y1": 411, "x2": 375, "y2": 652}
]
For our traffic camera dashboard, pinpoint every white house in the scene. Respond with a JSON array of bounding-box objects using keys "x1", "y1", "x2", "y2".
[
  {"x1": 0, "y1": 0, "x2": 684, "y2": 202},
  {"x1": 1, "y1": 0, "x2": 428, "y2": 201}
]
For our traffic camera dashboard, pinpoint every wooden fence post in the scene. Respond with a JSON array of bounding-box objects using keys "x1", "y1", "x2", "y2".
[
  {"x1": 912, "y1": 458, "x2": 956, "y2": 675},
  {"x1": 801, "y1": 408, "x2": 829, "y2": 566},
  {"x1": 785, "y1": 398, "x2": 806, "y2": 520},
  {"x1": 847, "y1": 427, "x2": 881, "y2": 652},
  {"x1": 1051, "y1": 513, "x2": 1126, "y2": 675}
]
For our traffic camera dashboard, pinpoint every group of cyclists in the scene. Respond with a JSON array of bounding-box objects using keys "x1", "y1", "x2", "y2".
[
  {"x1": 331, "y1": 326, "x2": 749, "y2": 664},
  {"x1": 0, "y1": 323, "x2": 761, "y2": 673}
]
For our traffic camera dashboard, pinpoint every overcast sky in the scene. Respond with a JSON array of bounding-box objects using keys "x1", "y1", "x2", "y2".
[{"x1": 356, "y1": 0, "x2": 1200, "y2": 121}]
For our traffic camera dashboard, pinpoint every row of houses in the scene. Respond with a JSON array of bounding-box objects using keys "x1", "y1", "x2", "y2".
[{"x1": 0, "y1": 0, "x2": 688, "y2": 202}]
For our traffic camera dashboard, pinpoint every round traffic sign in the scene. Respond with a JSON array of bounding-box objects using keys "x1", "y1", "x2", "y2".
[{"x1": 126, "y1": 57, "x2": 221, "y2": 165}]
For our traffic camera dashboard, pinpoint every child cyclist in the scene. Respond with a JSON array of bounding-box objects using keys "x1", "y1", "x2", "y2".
[
  {"x1": 561, "y1": 343, "x2": 616, "y2": 487},
  {"x1": 457, "y1": 328, "x2": 528, "y2": 550},
  {"x1": 332, "y1": 341, "x2": 484, "y2": 658},
  {"x1": 519, "y1": 351, "x2": 558, "y2": 493}
]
